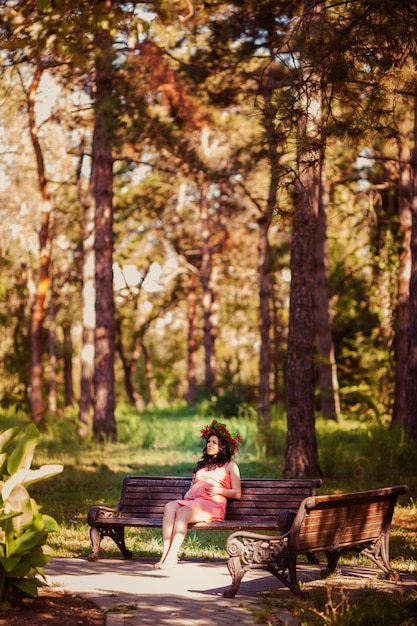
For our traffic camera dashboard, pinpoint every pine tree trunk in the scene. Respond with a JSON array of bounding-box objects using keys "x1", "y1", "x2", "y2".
[
  {"x1": 78, "y1": 192, "x2": 95, "y2": 436},
  {"x1": 284, "y1": 0, "x2": 324, "y2": 478},
  {"x1": 258, "y1": 218, "x2": 272, "y2": 426},
  {"x1": 48, "y1": 260, "x2": 57, "y2": 414},
  {"x1": 201, "y1": 179, "x2": 216, "y2": 393},
  {"x1": 315, "y1": 162, "x2": 340, "y2": 420},
  {"x1": 63, "y1": 321, "x2": 75, "y2": 407},
  {"x1": 92, "y1": 27, "x2": 117, "y2": 441},
  {"x1": 257, "y1": 61, "x2": 281, "y2": 429},
  {"x1": 186, "y1": 269, "x2": 198, "y2": 404},
  {"x1": 393, "y1": 120, "x2": 412, "y2": 426},
  {"x1": 405, "y1": 96, "x2": 417, "y2": 440},
  {"x1": 26, "y1": 65, "x2": 50, "y2": 424},
  {"x1": 271, "y1": 281, "x2": 283, "y2": 405}
]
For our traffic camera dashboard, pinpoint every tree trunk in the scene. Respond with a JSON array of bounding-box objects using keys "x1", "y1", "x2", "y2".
[
  {"x1": 115, "y1": 315, "x2": 136, "y2": 405},
  {"x1": 63, "y1": 321, "x2": 75, "y2": 407},
  {"x1": 186, "y1": 269, "x2": 198, "y2": 404},
  {"x1": 48, "y1": 258, "x2": 57, "y2": 414},
  {"x1": 26, "y1": 64, "x2": 51, "y2": 424},
  {"x1": 271, "y1": 279, "x2": 283, "y2": 405},
  {"x1": 201, "y1": 179, "x2": 216, "y2": 393},
  {"x1": 315, "y1": 161, "x2": 340, "y2": 420},
  {"x1": 405, "y1": 96, "x2": 417, "y2": 440},
  {"x1": 142, "y1": 342, "x2": 156, "y2": 408},
  {"x1": 74, "y1": 135, "x2": 95, "y2": 435},
  {"x1": 257, "y1": 61, "x2": 281, "y2": 429},
  {"x1": 393, "y1": 117, "x2": 412, "y2": 426},
  {"x1": 92, "y1": 26, "x2": 117, "y2": 441},
  {"x1": 284, "y1": 0, "x2": 324, "y2": 478},
  {"x1": 78, "y1": 189, "x2": 95, "y2": 435}
]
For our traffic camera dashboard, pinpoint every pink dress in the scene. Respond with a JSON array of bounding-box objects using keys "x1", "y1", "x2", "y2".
[{"x1": 176, "y1": 464, "x2": 231, "y2": 522}]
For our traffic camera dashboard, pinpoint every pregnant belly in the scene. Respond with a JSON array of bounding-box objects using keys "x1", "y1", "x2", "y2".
[{"x1": 188, "y1": 481, "x2": 212, "y2": 499}]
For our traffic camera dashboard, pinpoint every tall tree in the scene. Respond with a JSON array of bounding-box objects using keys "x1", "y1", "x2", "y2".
[
  {"x1": 405, "y1": 95, "x2": 417, "y2": 440},
  {"x1": 23, "y1": 64, "x2": 53, "y2": 424},
  {"x1": 284, "y1": 0, "x2": 324, "y2": 477},
  {"x1": 91, "y1": 12, "x2": 117, "y2": 440},
  {"x1": 315, "y1": 162, "x2": 340, "y2": 420},
  {"x1": 76, "y1": 140, "x2": 96, "y2": 436},
  {"x1": 393, "y1": 102, "x2": 413, "y2": 426}
]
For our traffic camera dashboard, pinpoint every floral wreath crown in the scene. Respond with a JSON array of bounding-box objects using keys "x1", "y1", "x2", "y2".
[{"x1": 200, "y1": 419, "x2": 243, "y2": 456}]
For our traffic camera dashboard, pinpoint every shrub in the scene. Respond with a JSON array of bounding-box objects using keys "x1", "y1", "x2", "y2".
[{"x1": 0, "y1": 423, "x2": 63, "y2": 610}]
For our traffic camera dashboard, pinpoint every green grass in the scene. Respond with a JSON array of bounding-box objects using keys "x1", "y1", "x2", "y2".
[{"x1": 1, "y1": 404, "x2": 416, "y2": 624}]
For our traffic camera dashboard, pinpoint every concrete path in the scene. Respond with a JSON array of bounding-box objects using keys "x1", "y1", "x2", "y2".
[{"x1": 44, "y1": 557, "x2": 417, "y2": 626}]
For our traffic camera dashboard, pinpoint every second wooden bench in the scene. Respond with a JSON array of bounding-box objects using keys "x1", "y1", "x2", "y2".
[
  {"x1": 87, "y1": 475, "x2": 322, "y2": 561},
  {"x1": 223, "y1": 484, "x2": 409, "y2": 597}
]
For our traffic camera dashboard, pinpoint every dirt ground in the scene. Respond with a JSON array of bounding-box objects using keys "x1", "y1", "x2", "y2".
[{"x1": 0, "y1": 587, "x2": 105, "y2": 626}]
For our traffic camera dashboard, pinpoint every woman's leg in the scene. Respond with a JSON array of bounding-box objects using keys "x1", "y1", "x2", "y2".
[
  {"x1": 155, "y1": 502, "x2": 200, "y2": 569},
  {"x1": 154, "y1": 501, "x2": 181, "y2": 567}
]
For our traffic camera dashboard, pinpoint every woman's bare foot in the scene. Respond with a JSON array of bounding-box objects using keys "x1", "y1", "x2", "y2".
[{"x1": 159, "y1": 558, "x2": 177, "y2": 570}]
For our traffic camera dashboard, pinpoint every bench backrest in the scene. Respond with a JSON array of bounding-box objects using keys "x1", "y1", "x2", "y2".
[
  {"x1": 295, "y1": 485, "x2": 408, "y2": 553},
  {"x1": 117, "y1": 476, "x2": 322, "y2": 522}
]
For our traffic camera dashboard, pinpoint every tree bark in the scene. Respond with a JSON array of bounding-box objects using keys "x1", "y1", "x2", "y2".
[
  {"x1": 75, "y1": 135, "x2": 96, "y2": 436},
  {"x1": 393, "y1": 114, "x2": 412, "y2": 426},
  {"x1": 315, "y1": 162, "x2": 340, "y2": 420},
  {"x1": 201, "y1": 178, "x2": 216, "y2": 393},
  {"x1": 405, "y1": 95, "x2": 417, "y2": 439},
  {"x1": 48, "y1": 257, "x2": 57, "y2": 414},
  {"x1": 257, "y1": 61, "x2": 281, "y2": 428},
  {"x1": 26, "y1": 64, "x2": 51, "y2": 424},
  {"x1": 63, "y1": 321, "x2": 75, "y2": 407},
  {"x1": 92, "y1": 25, "x2": 117, "y2": 441},
  {"x1": 186, "y1": 269, "x2": 198, "y2": 404},
  {"x1": 284, "y1": 0, "x2": 324, "y2": 478}
]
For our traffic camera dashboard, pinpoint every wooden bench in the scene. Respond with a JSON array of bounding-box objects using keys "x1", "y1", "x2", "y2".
[
  {"x1": 87, "y1": 475, "x2": 322, "y2": 562},
  {"x1": 224, "y1": 484, "x2": 409, "y2": 598}
]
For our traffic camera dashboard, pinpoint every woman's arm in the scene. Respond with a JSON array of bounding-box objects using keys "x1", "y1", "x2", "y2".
[{"x1": 226, "y1": 460, "x2": 242, "y2": 499}]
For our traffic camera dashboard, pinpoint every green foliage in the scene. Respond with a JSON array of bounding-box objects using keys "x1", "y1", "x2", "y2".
[
  {"x1": 317, "y1": 419, "x2": 417, "y2": 491},
  {"x1": 203, "y1": 386, "x2": 258, "y2": 419},
  {"x1": 0, "y1": 424, "x2": 63, "y2": 611}
]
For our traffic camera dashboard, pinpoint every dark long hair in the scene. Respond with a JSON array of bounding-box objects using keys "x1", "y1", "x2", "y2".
[{"x1": 193, "y1": 436, "x2": 232, "y2": 473}]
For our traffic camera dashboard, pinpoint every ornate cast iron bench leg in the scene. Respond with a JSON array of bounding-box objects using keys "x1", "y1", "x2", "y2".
[
  {"x1": 223, "y1": 531, "x2": 305, "y2": 598},
  {"x1": 361, "y1": 534, "x2": 400, "y2": 581},
  {"x1": 87, "y1": 525, "x2": 133, "y2": 561},
  {"x1": 87, "y1": 526, "x2": 102, "y2": 562},
  {"x1": 224, "y1": 554, "x2": 246, "y2": 598}
]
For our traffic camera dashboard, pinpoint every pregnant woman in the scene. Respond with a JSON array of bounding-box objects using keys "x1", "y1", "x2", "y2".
[{"x1": 154, "y1": 419, "x2": 242, "y2": 570}]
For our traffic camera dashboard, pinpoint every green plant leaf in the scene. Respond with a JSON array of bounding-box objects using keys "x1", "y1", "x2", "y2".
[
  {"x1": 2, "y1": 477, "x2": 31, "y2": 509},
  {"x1": 24, "y1": 550, "x2": 51, "y2": 568},
  {"x1": 0, "y1": 452, "x2": 7, "y2": 475},
  {"x1": 12, "y1": 576, "x2": 39, "y2": 598},
  {"x1": 4, "y1": 559, "x2": 32, "y2": 578},
  {"x1": 11, "y1": 529, "x2": 47, "y2": 556},
  {"x1": 6, "y1": 485, "x2": 34, "y2": 535},
  {"x1": 0, "y1": 556, "x2": 20, "y2": 573},
  {"x1": 0, "y1": 426, "x2": 22, "y2": 454},
  {"x1": 41, "y1": 514, "x2": 59, "y2": 532},
  {"x1": 4, "y1": 517, "x2": 16, "y2": 557},
  {"x1": 7, "y1": 424, "x2": 40, "y2": 475},
  {"x1": 21, "y1": 464, "x2": 64, "y2": 488},
  {"x1": 2, "y1": 465, "x2": 63, "y2": 504},
  {"x1": 0, "y1": 510, "x2": 22, "y2": 524}
]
